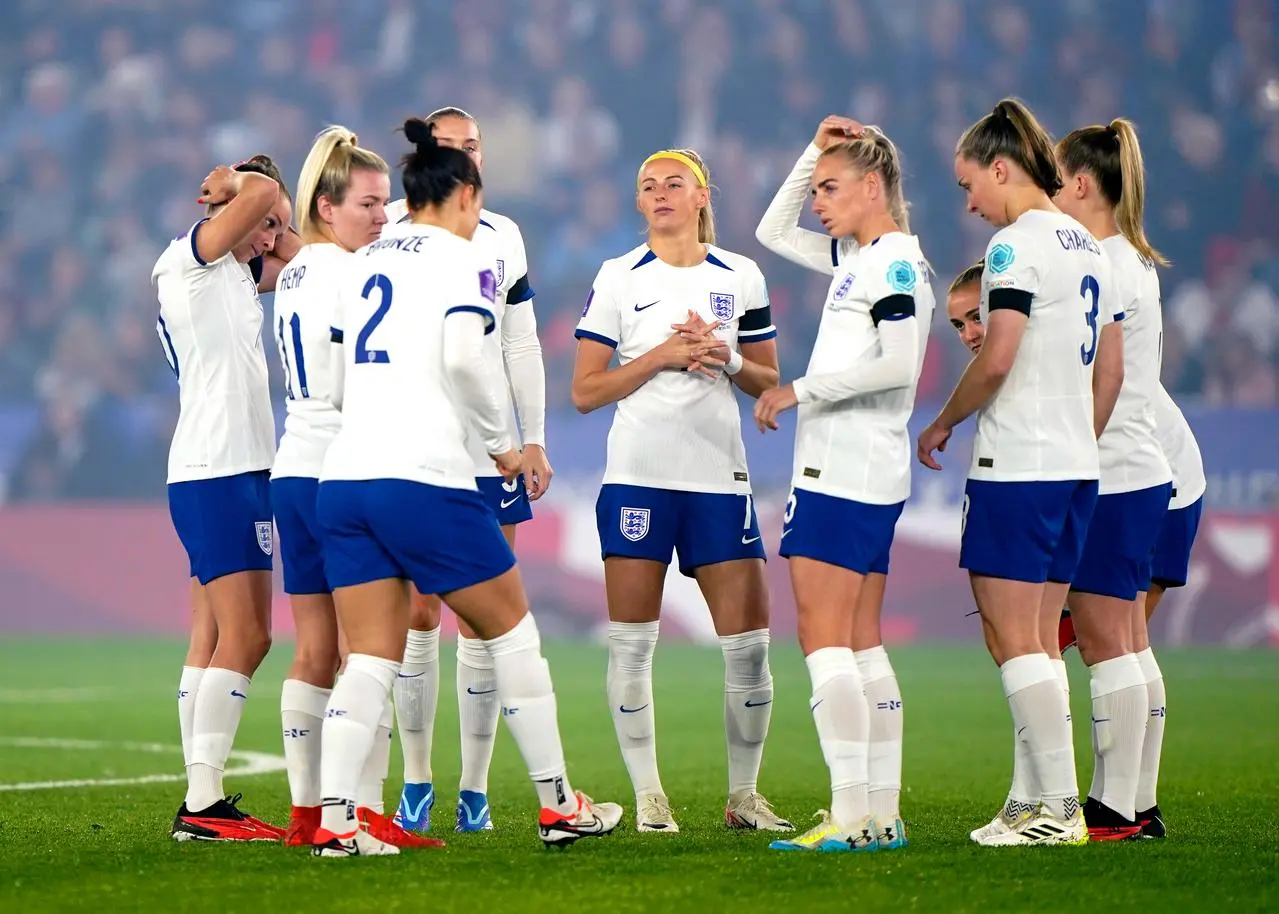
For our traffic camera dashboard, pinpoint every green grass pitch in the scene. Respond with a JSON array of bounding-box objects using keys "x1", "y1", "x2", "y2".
[{"x1": 1, "y1": 639, "x2": 1275, "y2": 913}]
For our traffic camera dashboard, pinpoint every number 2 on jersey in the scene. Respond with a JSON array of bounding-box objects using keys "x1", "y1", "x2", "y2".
[
  {"x1": 276, "y1": 313, "x2": 309, "y2": 399},
  {"x1": 1079, "y1": 274, "x2": 1100, "y2": 366},
  {"x1": 356, "y1": 274, "x2": 393, "y2": 364}
]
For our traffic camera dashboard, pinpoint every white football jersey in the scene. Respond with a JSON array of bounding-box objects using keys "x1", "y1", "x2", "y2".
[
  {"x1": 970, "y1": 210, "x2": 1119, "y2": 483},
  {"x1": 1152, "y1": 384, "x2": 1206, "y2": 509},
  {"x1": 1096, "y1": 236, "x2": 1173, "y2": 495},
  {"x1": 792, "y1": 233, "x2": 935, "y2": 505},
  {"x1": 152, "y1": 219, "x2": 276, "y2": 484},
  {"x1": 575, "y1": 244, "x2": 775, "y2": 494},
  {"x1": 387, "y1": 201, "x2": 537, "y2": 476},
  {"x1": 270, "y1": 243, "x2": 348, "y2": 480},
  {"x1": 320, "y1": 222, "x2": 500, "y2": 489}
]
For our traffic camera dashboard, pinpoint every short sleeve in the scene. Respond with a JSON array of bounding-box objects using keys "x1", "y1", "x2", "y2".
[
  {"x1": 1096, "y1": 254, "x2": 1122, "y2": 329},
  {"x1": 329, "y1": 257, "x2": 349, "y2": 343},
  {"x1": 737, "y1": 265, "x2": 777, "y2": 342},
  {"x1": 183, "y1": 219, "x2": 211, "y2": 269},
  {"x1": 982, "y1": 229, "x2": 1041, "y2": 297},
  {"x1": 443, "y1": 245, "x2": 497, "y2": 335},
  {"x1": 574, "y1": 263, "x2": 621, "y2": 349}
]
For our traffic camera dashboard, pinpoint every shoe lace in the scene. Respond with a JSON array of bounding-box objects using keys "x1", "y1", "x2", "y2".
[
  {"x1": 739, "y1": 792, "x2": 776, "y2": 816},
  {"x1": 223, "y1": 792, "x2": 250, "y2": 821},
  {"x1": 639, "y1": 795, "x2": 673, "y2": 822},
  {"x1": 792, "y1": 809, "x2": 836, "y2": 845}
]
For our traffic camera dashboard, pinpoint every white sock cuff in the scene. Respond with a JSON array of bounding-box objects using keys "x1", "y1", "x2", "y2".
[
  {"x1": 853, "y1": 645, "x2": 894, "y2": 683},
  {"x1": 805, "y1": 646, "x2": 858, "y2": 692},
  {"x1": 457, "y1": 633, "x2": 494, "y2": 669},
  {"x1": 999, "y1": 653, "x2": 1055, "y2": 698},
  {"x1": 485, "y1": 613, "x2": 541, "y2": 658},
  {"x1": 1135, "y1": 647, "x2": 1162, "y2": 683},
  {"x1": 180, "y1": 665, "x2": 205, "y2": 684},
  {"x1": 1050, "y1": 658, "x2": 1070, "y2": 694},
  {"x1": 1089, "y1": 653, "x2": 1146, "y2": 698},
  {"x1": 344, "y1": 653, "x2": 401, "y2": 691},
  {"x1": 720, "y1": 629, "x2": 769, "y2": 652},
  {"x1": 281, "y1": 678, "x2": 332, "y2": 716},
  {"x1": 608, "y1": 621, "x2": 659, "y2": 671},
  {"x1": 404, "y1": 626, "x2": 441, "y2": 665}
]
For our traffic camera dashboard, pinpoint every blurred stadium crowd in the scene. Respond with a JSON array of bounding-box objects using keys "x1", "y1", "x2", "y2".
[{"x1": 0, "y1": 0, "x2": 1276, "y2": 500}]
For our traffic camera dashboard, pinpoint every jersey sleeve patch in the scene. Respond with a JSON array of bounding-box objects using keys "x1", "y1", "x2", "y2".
[
  {"x1": 988, "y1": 288, "x2": 1032, "y2": 315},
  {"x1": 886, "y1": 259, "x2": 917, "y2": 294},
  {"x1": 987, "y1": 242, "x2": 1015, "y2": 274},
  {"x1": 479, "y1": 269, "x2": 497, "y2": 304},
  {"x1": 446, "y1": 304, "x2": 497, "y2": 335},
  {"x1": 506, "y1": 273, "x2": 534, "y2": 305}
]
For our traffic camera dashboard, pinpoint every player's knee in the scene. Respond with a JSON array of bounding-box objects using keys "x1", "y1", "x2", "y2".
[{"x1": 408, "y1": 592, "x2": 442, "y2": 630}]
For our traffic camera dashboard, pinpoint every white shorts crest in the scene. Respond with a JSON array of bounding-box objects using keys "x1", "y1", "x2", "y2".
[
  {"x1": 620, "y1": 507, "x2": 650, "y2": 542},
  {"x1": 255, "y1": 521, "x2": 273, "y2": 556}
]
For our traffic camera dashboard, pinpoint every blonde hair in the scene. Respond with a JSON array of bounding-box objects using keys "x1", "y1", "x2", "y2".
[
  {"x1": 1057, "y1": 118, "x2": 1169, "y2": 267},
  {"x1": 948, "y1": 258, "x2": 985, "y2": 295},
  {"x1": 639, "y1": 148, "x2": 716, "y2": 244},
  {"x1": 820, "y1": 126, "x2": 911, "y2": 232},
  {"x1": 957, "y1": 97, "x2": 1063, "y2": 196},
  {"x1": 296, "y1": 126, "x2": 390, "y2": 239}
]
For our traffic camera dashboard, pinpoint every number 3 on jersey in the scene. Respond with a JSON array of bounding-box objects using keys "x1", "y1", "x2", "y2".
[
  {"x1": 1079, "y1": 274, "x2": 1100, "y2": 366},
  {"x1": 355, "y1": 274, "x2": 393, "y2": 364}
]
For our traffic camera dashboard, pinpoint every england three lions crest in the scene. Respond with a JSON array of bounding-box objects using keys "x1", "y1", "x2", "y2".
[
  {"x1": 709, "y1": 292, "x2": 735, "y2": 322},
  {"x1": 620, "y1": 507, "x2": 650, "y2": 542},
  {"x1": 256, "y1": 521, "x2": 273, "y2": 556}
]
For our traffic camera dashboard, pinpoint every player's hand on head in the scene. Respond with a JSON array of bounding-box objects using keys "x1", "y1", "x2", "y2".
[
  {"x1": 522, "y1": 444, "x2": 554, "y2": 501},
  {"x1": 197, "y1": 165, "x2": 241, "y2": 205},
  {"x1": 813, "y1": 116, "x2": 865, "y2": 151},
  {"x1": 916, "y1": 421, "x2": 951, "y2": 471},
  {"x1": 492, "y1": 448, "x2": 523, "y2": 482},
  {"x1": 753, "y1": 383, "x2": 799, "y2": 432}
]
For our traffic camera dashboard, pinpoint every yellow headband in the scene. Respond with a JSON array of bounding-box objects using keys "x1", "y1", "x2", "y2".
[{"x1": 637, "y1": 150, "x2": 707, "y2": 189}]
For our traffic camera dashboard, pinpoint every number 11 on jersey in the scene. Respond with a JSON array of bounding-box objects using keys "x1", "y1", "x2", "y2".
[{"x1": 276, "y1": 313, "x2": 309, "y2": 399}]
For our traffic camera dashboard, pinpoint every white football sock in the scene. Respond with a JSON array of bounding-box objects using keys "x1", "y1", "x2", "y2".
[
  {"x1": 1087, "y1": 653, "x2": 1148, "y2": 821},
  {"x1": 806, "y1": 646, "x2": 870, "y2": 828},
  {"x1": 486, "y1": 614, "x2": 575, "y2": 815},
  {"x1": 721, "y1": 629, "x2": 772, "y2": 797},
  {"x1": 177, "y1": 665, "x2": 204, "y2": 770},
  {"x1": 606, "y1": 620, "x2": 663, "y2": 799},
  {"x1": 1135, "y1": 647, "x2": 1166, "y2": 813},
  {"x1": 457, "y1": 634, "x2": 500, "y2": 794},
  {"x1": 356, "y1": 697, "x2": 394, "y2": 813},
  {"x1": 320, "y1": 653, "x2": 398, "y2": 835},
  {"x1": 185, "y1": 667, "x2": 250, "y2": 812},
  {"x1": 393, "y1": 625, "x2": 440, "y2": 785},
  {"x1": 1001, "y1": 653, "x2": 1079, "y2": 822},
  {"x1": 280, "y1": 678, "x2": 330, "y2": 808},
  {"x1": 855, "y1": 645, "x2": 903, "y2": 822}
]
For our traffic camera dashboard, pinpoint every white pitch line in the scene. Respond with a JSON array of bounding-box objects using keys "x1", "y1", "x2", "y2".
[{"x1": 0, "y1": 737, "x2": 286, "y2": 792}]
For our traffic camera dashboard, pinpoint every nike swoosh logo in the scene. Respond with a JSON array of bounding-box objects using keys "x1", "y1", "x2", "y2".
[
  {"x1": 466, "y1": 687, "x2": 497, "y2": 695},
  {"x1": 230, "y1": 690, "x2": 247, "y2": 699},
  {"x1": 745, "y1": 698, "x2": 772, "y2": 708},
  {"x1": 500, "y1": 496, "x2": 522, "y2": 509},
  {"x1": 809, "y1": 699, "x2": 824, "y2": 712},
  {"x1": 633, "y1": 300, "x2": 660, "y2": 312},
  {"x1": 619, "y1": 704, "x2": 649, "y2": 714},
  {"x1": 780, "y1": 528, "x2": 793, "y2": 539},
  {"x1": 741, "y1": 535, "x2": 761, "y2": 545},
  {"x1": 397, "y1": 672, "x2": 424, "y2": 678}
]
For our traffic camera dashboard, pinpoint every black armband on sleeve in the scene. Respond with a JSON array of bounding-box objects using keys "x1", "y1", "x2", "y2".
[
  {"x1": 738, "y1": 304, "x2": 773, "y2": 333},
  {"x1": 249, "y1": 255, "x2": 264, "y2": 285},
  {"x1": 870, "y1": 294, "x2": 916, "y2": 327},
  {"x1": 987, "y1": 288, "x2": 1032, "y2": 315},
  {"x1": 506, "y1": 273, "x2": 534, "y2": 305}
]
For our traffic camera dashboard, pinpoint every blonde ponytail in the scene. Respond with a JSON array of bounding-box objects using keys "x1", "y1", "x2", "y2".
[
  {"x1": 296, "y1": 126, "x2": 390, "y2": 240},
  {"x1": 1109, "y1": 118, "x2": 1169, "y2": 267}
]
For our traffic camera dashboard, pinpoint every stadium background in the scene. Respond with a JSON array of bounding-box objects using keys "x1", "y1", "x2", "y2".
[{"x1": 0, "y1": 0, "x2": 1276, "y2": 646}]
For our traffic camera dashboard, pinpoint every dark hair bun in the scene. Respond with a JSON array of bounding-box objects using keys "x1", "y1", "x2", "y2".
[{"x1": 403, "y1": 117, "x2": 436, "y2": 149}]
